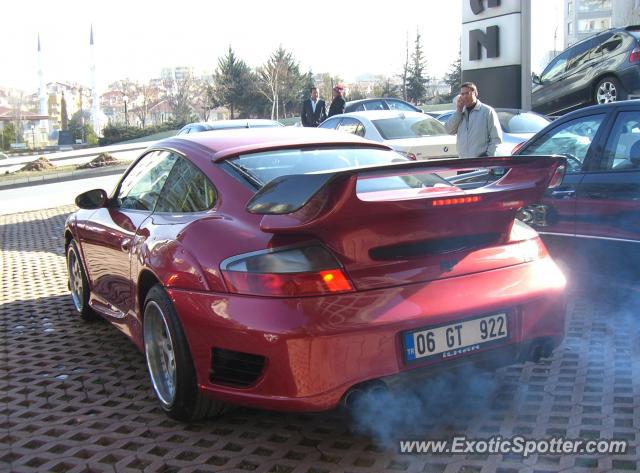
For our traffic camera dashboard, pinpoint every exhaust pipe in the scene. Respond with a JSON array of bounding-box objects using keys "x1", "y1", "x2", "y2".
[
  {"x1": 343, "y1": 381, "x2": 389, "y2": 410},
  {"x1": 530, "y1": 343, "x2": 544, "y2": 363}
]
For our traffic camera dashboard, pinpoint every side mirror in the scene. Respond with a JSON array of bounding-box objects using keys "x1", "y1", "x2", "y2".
[
  {"x1": 532, "y1": 73, "x2": 542, "y2": 85},
  {"x1": 75, "y1": 189, "x2": 108, "y2": 209}
]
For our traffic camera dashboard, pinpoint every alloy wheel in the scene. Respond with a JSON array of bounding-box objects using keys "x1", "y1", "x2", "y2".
[
  {"x1": 144, "y1": 301, "x2": 177, "y2": 408},
  {"x1": 596, "y1": 81, "x2": 617, "y2": 104},
  {"x1": 67, "y1": 248, "x2": 84, "y2": 312}
]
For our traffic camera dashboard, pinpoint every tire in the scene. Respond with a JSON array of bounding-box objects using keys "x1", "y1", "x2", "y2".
[
  {"x1": 66, "y1": 240, "x2": 99, "y2": 321},
  {"x1": 143, "y1": 284, "x2": 229, "y2": 421},
  {"x1": 594, "y1": 76, "x2": 626, "y2": 105}
]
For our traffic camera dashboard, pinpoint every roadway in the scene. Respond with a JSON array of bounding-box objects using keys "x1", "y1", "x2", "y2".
[
  {"x1": 0, "y1": 140, "x2": 153, "y2": 173},
  {"x1": 0, "y1": 173, "x2": 122, "y2": 215}
]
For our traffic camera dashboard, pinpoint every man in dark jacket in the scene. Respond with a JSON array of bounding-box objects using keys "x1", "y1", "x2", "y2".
[
  {"x1": 327, "y1": 85, "x2": 346, "y2": 117},
  {"x1": 301, "y1": 86, "x2": 327, "y2": 127}
]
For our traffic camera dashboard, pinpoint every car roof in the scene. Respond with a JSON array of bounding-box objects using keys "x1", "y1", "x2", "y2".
[
  {"x1": 555, "y1": 99, "x2": 640, "y2": 118},
  {"x1": 185, "y1": 119, "x2": 283, "y2": 130},
  {"x1": 566, "y1": 25, "x2": 640, "y2": 49},
  {"x1": 157, "y1": 126, "x2": 391, "y2": 165},
  {"x1": 345, "y1": 98, "x2": 396, "y2": 106},
  {"x1": 327, "y1": 110, "x2": 428, "y2": 121}
]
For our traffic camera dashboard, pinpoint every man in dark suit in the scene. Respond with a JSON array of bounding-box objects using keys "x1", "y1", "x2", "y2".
[
  {"x1": 328, "y1": 84, "x2": 346, "y2": 118},
  {"x1": 301, "y1": 86, "x2": 327, "y2": 127}
]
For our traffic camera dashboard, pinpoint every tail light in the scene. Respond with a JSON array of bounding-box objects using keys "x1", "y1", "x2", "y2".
[
  {"x1": 630, "y1": 46, "x2": 640, "y2": 63},
  {"x1": 431, "y1": 196, "x2": 481, "y2": 206},
  {"x1": 221, "y1": 244, "x2": 354, "y2": 297},
  {"x1": 395, "y1": 150, "x2": 418, "y2": 160},
  {"x1": 548, "y1": 164, "x2": 566, "y2": 189},
  {"x1": 508, "y1": 219, "x2": 548, "y2": 261}
]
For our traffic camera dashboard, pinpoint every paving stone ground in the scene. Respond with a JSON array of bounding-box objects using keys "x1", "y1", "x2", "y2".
[{"x1": 1, "y1": 206, "x2": 639, "y2": 473}]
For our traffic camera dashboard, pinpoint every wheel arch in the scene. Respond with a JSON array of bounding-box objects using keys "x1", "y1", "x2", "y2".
[{"x1": 138, "y1": 269, "x2": 162, "y2": 317}]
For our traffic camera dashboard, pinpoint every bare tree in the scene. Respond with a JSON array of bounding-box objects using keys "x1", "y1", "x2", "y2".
[
  {"x1": 163, "y1": 74, "x2": 197, "y2": 124},
  {"x1": 132, "y1": 84, "x2": 159, "y2": 128},
  {"x1": 399, "y1": 32, "x2": 410, "y2": 101}
]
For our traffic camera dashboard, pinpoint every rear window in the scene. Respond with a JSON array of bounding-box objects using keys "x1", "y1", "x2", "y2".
[
  {"x1": 227, "y1": 147, "x2": 453, "y2": 194},
  {"x1": 497, "y1": 111, "x2": 550, "y2": 134},
  {"x1": 372, "y1": 116, "x2": 447, "y2": 140}
]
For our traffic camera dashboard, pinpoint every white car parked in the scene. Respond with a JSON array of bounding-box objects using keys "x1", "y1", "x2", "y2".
[{"x1": 319, "y1": 110, "x2": 457, "y2": 160}]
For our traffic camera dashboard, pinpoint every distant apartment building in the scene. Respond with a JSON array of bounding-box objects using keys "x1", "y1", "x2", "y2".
[
  {"x1": 565, "y1": 0, "x2": 640, "y2": 46},
  {"x1": 160, "y1": 66, "x2": 194, "y2": 82}
]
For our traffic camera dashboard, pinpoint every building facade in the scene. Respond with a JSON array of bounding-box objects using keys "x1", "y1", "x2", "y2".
[{"x1": 565, "y1": 0, "x2": 640, "y2": 46}]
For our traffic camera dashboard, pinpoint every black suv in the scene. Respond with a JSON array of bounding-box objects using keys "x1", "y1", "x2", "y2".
[{"x1": 532, "y1": 26, "x2": 640, "y2": 116}]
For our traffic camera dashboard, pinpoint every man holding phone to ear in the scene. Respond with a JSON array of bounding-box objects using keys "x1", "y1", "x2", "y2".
[{"x1": 445, "y1": 82, "x2": 502, "y2": 158}]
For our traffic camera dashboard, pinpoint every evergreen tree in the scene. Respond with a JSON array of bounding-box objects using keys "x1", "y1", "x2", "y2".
[
  {"x1": 214, "y1": 46, "x2": 252, "y2": 119},
  {"x1": 257, "y1": 46, "x2": 309, "y2": 119},
  {"x1": 443, "y1": 47, "x2": 462, "y2": 102},
  {"x1": 69, "y1": 110, "x2": 98, "y2": 144},
  {"x1": 406, "y1": 30, "x2": 429, "y2": 105},
  {"x1": 1, "y1": 122, "x2": 17, "y2": 150},
  {"x1": 60, "y1": 93, "x2": 69, "y2": 131}
]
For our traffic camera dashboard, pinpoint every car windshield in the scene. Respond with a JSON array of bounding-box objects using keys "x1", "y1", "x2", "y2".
[
  {"x1": 497, "y1": 111, "x2": 550, "y2": 134},
  {"x1": 227, "y1": 147, "x2": 450, "y2": 192},
  {"x1": 372, "y1": 116, "x2": 447, "y2": 140}
]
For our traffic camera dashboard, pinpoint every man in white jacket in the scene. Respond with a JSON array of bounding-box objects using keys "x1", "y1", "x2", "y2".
[{"x1": 445, "y1": 82, "x2": 502, "y2": 158}]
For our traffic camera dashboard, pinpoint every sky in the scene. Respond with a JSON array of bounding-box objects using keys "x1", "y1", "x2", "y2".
[{"x1": 0, "y1": 0, "x2": 564, "y2": 93}]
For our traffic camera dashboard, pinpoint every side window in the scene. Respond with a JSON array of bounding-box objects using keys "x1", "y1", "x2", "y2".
[
  {"x1": 387, "y1": 100, "x2": 415, "y2": 112},
  {"x1": 116, "y1": 151, "x2": 178, "y2": 210},
  {"x1": 566, "y1": 38, "x2": 597, "y2": 72},
  {"x1": 524, "y1": 114, "x2": 606, "y2": 172},
  {"x1": 363, "y1": 100, "x2": 385, "y2": 111},
  {"x1": 337, "y1": 117, "x2": 364, "y2": 136},
  {"x1": 599, "y1": 112, "x2": 640, "y2": 171},
  {"x1": 155, "y1": 157, "x2": 217, "y2": 212},
  {"x1": 600, "y1": 33, "x2": 623, "y2": 54},
  {"x1": 541, "y1": 50, "x2": 570, "y2": 81},
  {"x1": 318, "y1": 117, "x2": 341, "y2": 129}
]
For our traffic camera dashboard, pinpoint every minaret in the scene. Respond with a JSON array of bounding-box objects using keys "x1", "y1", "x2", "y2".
[
  {"x1": 89, "y1": 25, "x2": 102, "y2": 134},
  {"x1": 37, "y1": 33, "x2": 49, "y2": 139}
]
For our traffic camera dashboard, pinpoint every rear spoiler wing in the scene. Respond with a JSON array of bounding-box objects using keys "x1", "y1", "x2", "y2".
[{"x1": 246, "y1": 155, "x2": 566, "y2": 216}]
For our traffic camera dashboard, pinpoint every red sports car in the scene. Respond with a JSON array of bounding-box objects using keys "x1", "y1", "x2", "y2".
[{"x1": 65, "y1": 127, "x2": 567, "y2": 421}]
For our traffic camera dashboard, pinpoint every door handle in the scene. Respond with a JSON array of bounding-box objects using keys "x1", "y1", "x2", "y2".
[
  {"x1": 587, "y1": 192, "x2": 605, "y2": 199},
  {"x1": 551, "y1": 189, "x2": 576, "y2": 199}
]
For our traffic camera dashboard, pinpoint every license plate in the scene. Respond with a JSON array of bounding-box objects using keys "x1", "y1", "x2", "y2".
[{"x1": 403, "y1": 313, "x2": 509, "y2": 362}]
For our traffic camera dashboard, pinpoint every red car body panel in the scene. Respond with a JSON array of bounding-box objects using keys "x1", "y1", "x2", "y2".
[
  {"x1": 170, "y1": 255, "x2": 565, "y2": 411},
  {"x1": 65, "y1": 127, "x2": 567, "y2": 412}
]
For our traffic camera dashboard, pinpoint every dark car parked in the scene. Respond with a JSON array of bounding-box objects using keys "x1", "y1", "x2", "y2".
[
  {"x1": 451, "y1": 100, "x2": 640, "y2": 276},
  {"x1": 177, "y1": 119, "x2": 283, "y2": 135},
  {"x1": 344, "y1": 98, "x2": 423, "y2": 113},
  {"x1": 532, "y1": 26, "x2": 640, "y2": 116}
]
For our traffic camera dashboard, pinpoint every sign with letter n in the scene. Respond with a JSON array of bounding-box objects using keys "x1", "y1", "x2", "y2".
[{"x1": 461, "y1": 0, "x2": 531, "y2": 109}]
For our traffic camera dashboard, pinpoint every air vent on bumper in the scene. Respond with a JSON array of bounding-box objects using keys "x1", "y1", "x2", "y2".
[
  {"x1": 210, "y1": 348, "x2": 266, "y2": 387},
  {"x1": 369, "y1": 233, "x2": 501, "y2": 260}
]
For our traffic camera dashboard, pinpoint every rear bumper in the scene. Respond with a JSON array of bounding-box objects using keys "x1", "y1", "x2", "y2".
[
  {"x1": 169, "y1": 256, "x2": 566, "y2": 412},
  {"x1": 619, "y1": 65, "x2": 640, "y2": 96}
]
